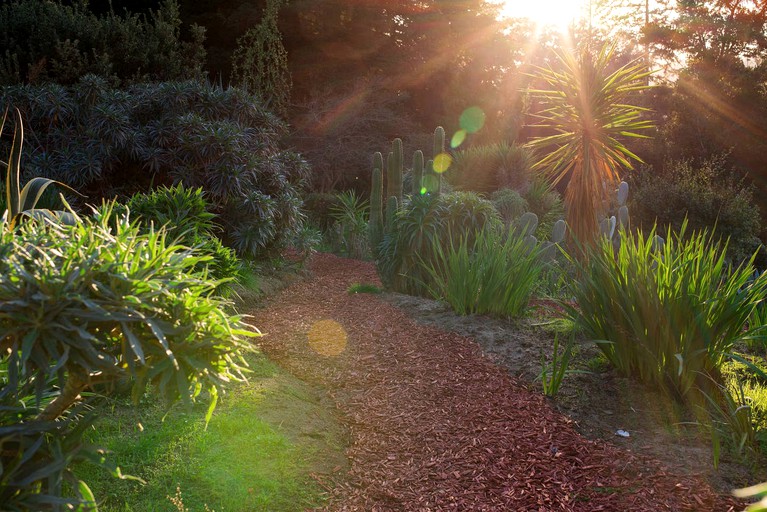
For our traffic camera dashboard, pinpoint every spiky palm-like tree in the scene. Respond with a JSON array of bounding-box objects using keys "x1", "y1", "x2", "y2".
[{"x1": 527, "y1": 44, "x2": 653, "y2": 247}]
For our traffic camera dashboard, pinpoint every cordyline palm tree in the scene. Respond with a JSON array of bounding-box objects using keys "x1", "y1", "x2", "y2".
[{"x1": 527, "y1": 44, "x2": 653, "y2": 248}]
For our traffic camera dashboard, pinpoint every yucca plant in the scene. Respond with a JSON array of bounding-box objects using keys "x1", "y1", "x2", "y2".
[
  {"x1": 420, "y1": 224, "x2": 544, "y2": 317},
  {"x1": 528, "y1": 44, "x2": 653, "y2": 247},
  {"x1": 568, "y1": 221, "x2": 767, "y2": 399},
  {"x1": 1, "y1": 107, "x2": 78, "y2": 231},
  {"x1": 330, "y1": 190, "x2": 370, "y2": 259}
]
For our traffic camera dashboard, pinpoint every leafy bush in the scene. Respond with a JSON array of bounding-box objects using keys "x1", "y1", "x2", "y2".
[
  {"x1": 630, "y1": 155, "x2": 762, "y2": 266},
  {"x1": 123, "y1": 185, "x2": 241, "y2": 283},
  {"x1": 377, "y1": 192, "x2": 501, "y2": 295},
  {"x1": 0, "y1": 0, "x2": 205, "y2": 85},
  {"x1": 491, "y1": 188, "x2": 528, "y2": 225},
  {"x1": 1, "y1": 78, "x2": 310, "y2": 258},
  {"x1": 448, "y1": 142, "x2": 534, "y2": 193},
  {"x1": 569, "y1": 222, "x2": 767, "y2": 399},
  {"x1": 0, "y1": 206, "x2": 255, "y2": 507},
  {"x1": 420, "y1": 224, "x2": 543, "y2": 317}
]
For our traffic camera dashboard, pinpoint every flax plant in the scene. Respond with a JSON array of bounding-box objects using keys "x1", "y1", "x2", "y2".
[
  {"x1": 568, "y1": 222, "x2": 767, "y2": 399},
  {"x1": 420, "y1": 226, "x2": 544, "y2": 318},
  {"x1": 528, "y1": 44, "x2": 653, "y2": 247},
  {"x1": 1, "y1": 107, "x2": 78, "y2": 231}
]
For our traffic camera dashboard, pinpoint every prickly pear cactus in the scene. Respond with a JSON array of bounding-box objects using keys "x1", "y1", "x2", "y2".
[{"x1": 513, "y1": 212, "x2": 539, "y2": 238}]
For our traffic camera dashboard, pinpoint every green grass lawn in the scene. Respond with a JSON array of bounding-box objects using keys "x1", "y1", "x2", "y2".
[{"x1": 77, "y1": 356, "x2": 347, "y2": 512}]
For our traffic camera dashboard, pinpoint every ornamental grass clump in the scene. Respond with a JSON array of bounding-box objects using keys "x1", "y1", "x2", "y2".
[
  {"x1": 421, "y1": 225, "x2": 544, "y2": 318},
  {"x1": 569, "y1": 221, "x2": 767, "y2": 399}
]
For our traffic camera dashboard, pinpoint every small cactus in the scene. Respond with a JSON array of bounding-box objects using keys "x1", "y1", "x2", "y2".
[
  {"x1": 551, "y1": 219, "x2": 567, "y2": 245},
  {"x1": 513, "y1": 212, "x2": 539, "y2": 238}
]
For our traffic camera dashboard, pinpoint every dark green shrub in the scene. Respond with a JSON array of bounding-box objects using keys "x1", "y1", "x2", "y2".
[
  {"x1": 448, "y1": 142, "x2": 533, "y2": 193},
  {"x1": 491, "y1": 188, "x2": 528, "y2": 225},
  {"x1": 630, "y1": 155, "x2": 762, "y2": 265},
  {"x1": 303, "y1": 192, "x2": 340, "y2": 233},
  {"x1": 377, "y1": 192, "x2": 501, "y2": 295},
  {"x1": 1, "y1": 78, "x2": 310, "y2": 258},
  {"x1": 0, "y1": 0, "x2": 205, "y2": 85}
]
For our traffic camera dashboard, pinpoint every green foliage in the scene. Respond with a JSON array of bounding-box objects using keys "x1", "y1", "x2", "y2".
[
  {"x1": 528, "y1": 43, "x2": 653, "y2": 246},
  {"x1": 0, "y1": 205, "x2": 255, "y2": 509},
  {"x1": 123, "y1": 185, "x2": 242, "y2": 284},
  {"x1": 0, "y1": 389, "x2": 100, "y2": 511},
  {"x1": 0, "y1": 206, "x2": 255, "y2": 420},
  {"x1": 449, "y1": 142, "x2": 534, "y2": 194},
  {"x1": 0, "y1": 0, "x2": 205, "y2": 85},
  {"x1": 734, "y1": 481, "x2": 767, "y2": 512},
  {"x1": 420, "y1": 223, "x2": 543, "y2": 317},
  {"x1": 537, "y1": 334, "x2": 586, "y2": 397},
  {"x1": 491, "y1": 188, "x2": 528, "y2": 226},
  {"x1": 347, "y1": 283, "x2": 383, "y2": 294},
  {"x1": 1, "y1": 78, "x2": 310, "y2": 258},
  {"x1": 630, "y1": 155, "x2": 762, "y2": 266},
  {"x1": 377, "y1": 195, "x2": 438, "y2": 294},
  {"x1": 569, "y1": 222, "x2": 767, "y2": 399},
  {"x1": 230, "y1": 0, "x2": 291, "y2": 116},
  {"x1": 377, "y1": 192, "x2": 501, "y2": 296},
  {"x1": 330, "y1": 190, "x2": 369, "y2": 259}
]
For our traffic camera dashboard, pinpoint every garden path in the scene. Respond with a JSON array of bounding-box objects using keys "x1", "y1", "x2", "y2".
[{"x1": 250, "y1": 253, "x2": 741, "y2": 511}]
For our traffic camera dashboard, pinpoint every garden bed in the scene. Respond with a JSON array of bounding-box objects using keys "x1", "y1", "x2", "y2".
[{"x1": 252, "y1": 252, "x2": 748, "y2": 511}]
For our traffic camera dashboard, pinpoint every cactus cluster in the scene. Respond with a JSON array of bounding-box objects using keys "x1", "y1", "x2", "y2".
[
  {"x1": 511, "y1": 212, "x2": 566, "y2": 262},
  {"x1": 599, "y1": 181, "x2": 630, "y2": 252},
  {"x1": 368, "y1": 126, "x2": 447, "y2": 256}
]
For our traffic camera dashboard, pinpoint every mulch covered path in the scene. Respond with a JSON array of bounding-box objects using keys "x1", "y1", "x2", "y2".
[{"x1": 250, "y1": 253, "x2": 742, "y2": 511}]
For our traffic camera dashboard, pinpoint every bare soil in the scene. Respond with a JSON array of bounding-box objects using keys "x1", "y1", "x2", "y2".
[{"x1": 248, "y1": 253, "x2": 751, "y2": 511}]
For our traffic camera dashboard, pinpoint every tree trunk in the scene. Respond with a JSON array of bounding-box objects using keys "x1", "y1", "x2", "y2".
[{"x1": 37, "y1": 367, "x2": 89, "y2": 422}]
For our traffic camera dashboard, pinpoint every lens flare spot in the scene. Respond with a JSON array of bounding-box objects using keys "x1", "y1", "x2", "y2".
[
  {"x1": 420, "y1": 186, "x2": 427, "y2": 195},
  {"x1": 451, "y1": 129, "x2": 467, "y2": 148},
  {"x1": 460, "y1": 107, "x2": 485, "y2": 133},
  {"x1": 307, "y1": 319, "x2": 347, "y2": 357},
  {"x1": 433, "y1": 153, "x2": 452, "y2": 174}
]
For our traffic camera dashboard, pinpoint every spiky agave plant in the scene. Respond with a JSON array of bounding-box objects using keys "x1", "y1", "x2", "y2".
[
  {"x1": 1, "y1": 107, "x2": 79, "y2": 230},
  {"x1": 527, "y1": 44, "x2": 653, "y2": 247}
]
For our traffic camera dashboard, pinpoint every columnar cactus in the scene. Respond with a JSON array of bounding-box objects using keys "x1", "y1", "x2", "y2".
[
  {"x1": 385, "y1": 196, "x2": 398, "y2": 233},
  {"x1": 387, "y1": 138, "x2": 404, "y2": 205},
  {"x1": 412, "y1": 150, "x2": 424, "y2": 195},
  {"x1": 369, "y1": 156, "x2": 384, "y2": 255}
]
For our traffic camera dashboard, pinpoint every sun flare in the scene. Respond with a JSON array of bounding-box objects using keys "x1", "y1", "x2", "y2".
[{"x1": 495, "y1": 0, "x2": 588, "y2": 31}]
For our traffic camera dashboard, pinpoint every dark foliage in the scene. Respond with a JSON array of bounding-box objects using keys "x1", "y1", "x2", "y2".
[
  {"x1": 0, "y1": 0, "x2": 205, "y2": 85},
  {"x1": 1, "y1": 77, "x2": 310, "y2": 258},
  {"x1": 630, "y1": 155, "x2": 763, "y2": 266}
]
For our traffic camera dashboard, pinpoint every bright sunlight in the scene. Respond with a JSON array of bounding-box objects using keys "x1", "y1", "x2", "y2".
[{"x1": 495, "y1": 0, "x2": 589, "y2": 31}]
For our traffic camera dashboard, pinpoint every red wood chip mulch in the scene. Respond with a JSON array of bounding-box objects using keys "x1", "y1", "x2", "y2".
[{"x1": 250, "y1": 253, "x2": 743, "y2": 511}]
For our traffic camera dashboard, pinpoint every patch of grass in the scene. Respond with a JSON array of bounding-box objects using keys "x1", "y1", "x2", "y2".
[
  {"x1": 347, "y1": 282, "x2": 383, "y2": 294},
  {"x1": 585, "y1": 353, "x2": 612, "y2": 374},
  {"x1": 76, "y1": 355, "x2": 346, "y2": 512}
]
